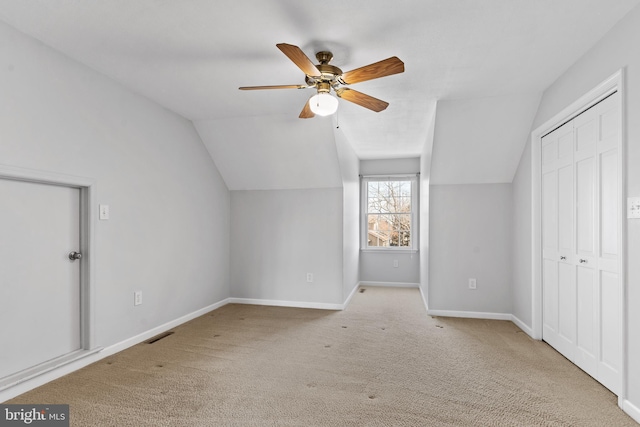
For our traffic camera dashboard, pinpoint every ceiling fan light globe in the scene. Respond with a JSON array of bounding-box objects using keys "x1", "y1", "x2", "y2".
[{"x1": 309, "y1": 93, "x2": 339, "y2": 116}]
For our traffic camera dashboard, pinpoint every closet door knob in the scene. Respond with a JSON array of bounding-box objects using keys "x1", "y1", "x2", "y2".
[
  {"x1": 579, "y1": 259, "x2": 587, "y2": 264},
  {"x1": 560, "y1": 256, "x2": 566, "y2": 260}
]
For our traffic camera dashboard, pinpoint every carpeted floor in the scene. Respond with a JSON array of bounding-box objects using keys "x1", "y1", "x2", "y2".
[{"x1": 8, "y1": 287, "x2": 636, "y2": 426}]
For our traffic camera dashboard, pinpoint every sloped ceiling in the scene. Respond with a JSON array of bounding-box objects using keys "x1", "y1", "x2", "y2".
[
  {"x1": 0, "y1": 0, "x2": 638, "y2": 189},
  {"x1": 431, "y1": 95, "x2": 542, "y2": 184}
]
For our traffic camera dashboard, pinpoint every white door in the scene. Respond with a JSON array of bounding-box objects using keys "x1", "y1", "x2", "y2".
[
  {"x1": 541, "y1": 92, "x2": 621, "y2": 394},
  {"x1": 594, "y1": 94, "x2": 622, "y2": 392},
  {"x1": 0, "y1": 178, "x2": 82, "y2": 379},
  {"x1": 542, "y1": 122, "x2": 575, "y2": 360}
]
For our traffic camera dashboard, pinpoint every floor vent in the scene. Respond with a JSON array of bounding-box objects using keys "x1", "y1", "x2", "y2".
[{"x1": 146, "y1": 331, "x2": 174, "y2": 344}]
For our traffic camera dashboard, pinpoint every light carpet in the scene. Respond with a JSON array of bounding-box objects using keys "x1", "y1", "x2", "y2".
[{"x1": 8, "y1": 287, "x2": 636, "y2": 426}]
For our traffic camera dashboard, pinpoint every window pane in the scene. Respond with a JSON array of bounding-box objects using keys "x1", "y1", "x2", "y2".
[
  {"x1": 368, "y1": 182, "x2": 378, "y2": 197},
  {"x1": 399, "y1": 231, "x2": 411, "y2": 246},
  {"x1": 378, "y1": 181, "x2": 392, "y2": 199},
  {"x1": 400, "y1": 181, "x2": 411, "y2": 197},
  {"x1": 398, "y1": 214, "x2": 411, "y2": 231},
  {"x1": 367, "y1": 218, "x2": 392, "y2": 247},
  {"x1": 379, "y1": 214, "x2": 395, "y2": 231},
  {"x1": 399, "y1": 197, "x2": 411, "y2": 212},
  {"x1": 368, "y1": 199, "x2": 382, "y2": 213},
  {"x1": 369, "y1": 198, "x2": 395, "y2": 214},
  {"x1": 389, "y1": 231, "x2": 400, "y2": 246}
]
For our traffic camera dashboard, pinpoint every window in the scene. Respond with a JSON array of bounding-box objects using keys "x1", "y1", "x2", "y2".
[{"x1": 361, "y1": 176, "x2": 418, "y2": 250}]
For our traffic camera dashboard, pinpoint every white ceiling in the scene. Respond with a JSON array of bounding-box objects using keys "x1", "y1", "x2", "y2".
[{"x1": 0, "y1": 0, "x2": 638, "y2": 188}]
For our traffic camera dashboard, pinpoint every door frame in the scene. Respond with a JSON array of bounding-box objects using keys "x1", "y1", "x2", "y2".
[
  {"x1": 0, "y1": 164, "x2": 98, "y2": 387},
  {"x1": 530, "y1": 69, "x2": 626, "y2": 404}
]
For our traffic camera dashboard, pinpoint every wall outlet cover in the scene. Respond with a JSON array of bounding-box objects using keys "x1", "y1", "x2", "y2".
[{"x1": 134, "y1": 291, "x2": 142, "y2": 306}]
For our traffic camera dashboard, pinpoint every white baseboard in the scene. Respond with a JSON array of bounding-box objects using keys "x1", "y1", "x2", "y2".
[
  {"x1": 511, "y1": 315, "x2": 535, "y2": 338},
  {"x1": 419, "y1": 286, "x2": 428, "y2": 312},
  {"x1": 359, "y1": 281, "x2": 420, "y2": 288},
  {"x1": 342, "y1": 283, "x2": 360, "y2": 309},
  {"x1": 228, "y1": 297, "x2": 343, "y2": 311},
  {"x1": 623, "y1": 399, "x2": 640, "y2": 423},
  {"x1": 426, "y1": 309, "x2": 512, "y2": 321},
  {"x1": 99, "y1": 298, "x2": 231, "y2": 358},
  {"x1": 0, "y1": 298, "x2": 230, "y2": 403}
]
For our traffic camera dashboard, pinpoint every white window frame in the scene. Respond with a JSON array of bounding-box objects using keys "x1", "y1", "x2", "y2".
[{"x1": 360, "y1": 174, "x2": 419, "y2": 252}]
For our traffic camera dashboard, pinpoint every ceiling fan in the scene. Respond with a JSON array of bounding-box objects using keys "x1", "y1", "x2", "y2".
[{"x1": 239, "y1": 43, "x2": 405, "y2": 119}]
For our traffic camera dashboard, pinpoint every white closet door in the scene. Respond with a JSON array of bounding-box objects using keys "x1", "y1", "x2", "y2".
[
  {"x1": 0, "y1": 179, "x2": 82, "y2": 379},
  {"x1": 573, "y1": 104, "x2": 598, "y2": 379},
  {"x1": 542, "y1": 122, "x2": 575, "y2": 359},
  {"x1": 541, "y1": 92, "x2": 621, "y2": 395},
  {"x1": 595, "y1": 93, "x2": 622, "y2": 393}
]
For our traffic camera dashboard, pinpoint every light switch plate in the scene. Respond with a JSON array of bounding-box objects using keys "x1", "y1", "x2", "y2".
[
  {"x1": 628, "y1": 197, "x2": 640, "y2": 219},
  {"x1": 99, "y1": 204, "x2": 110, "y2": 220}
]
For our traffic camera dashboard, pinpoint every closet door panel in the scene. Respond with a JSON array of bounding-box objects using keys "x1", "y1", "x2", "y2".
[
  {"x1": 558, "y1": 262, "x2": 575, "y2": 343},
  {"x1": 600, "y1": 149, "x2": 618, "y2": 261},
  {"x1": 543, "y1": 259, "x2": 559, "y2": 334},
  {"x1": 575, "y1": 157, "x2": 596, "y2": 258},
  {"x1": 576, "y1": 265, "x2": 597, "y2": 377}
]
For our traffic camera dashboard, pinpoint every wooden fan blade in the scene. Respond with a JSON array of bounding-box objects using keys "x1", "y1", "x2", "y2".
[
  {"x1": 340, "y1": 57, "x2": 404, "y2": 85},
  {"x1": 276, "y1": 43, "x2": 321, "y2": 77},
  {"x1": 239, "y1": 84, "x2": 310, "y2": 90},
  {"x1": 335, "y1": 88, "x2": 389, "y2": 112},
  {"x1": 299, "y1": 99, "x2": 315, "y2": 119}
]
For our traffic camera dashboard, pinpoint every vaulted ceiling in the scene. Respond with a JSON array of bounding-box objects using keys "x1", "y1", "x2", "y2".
[{"x1": 0, "y1": 0, "x2": 638, "y2": 189}]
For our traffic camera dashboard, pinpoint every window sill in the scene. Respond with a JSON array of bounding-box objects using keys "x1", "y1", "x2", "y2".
[{"x1": 360, "y1": 248, "x2": 419, "y2": 254}]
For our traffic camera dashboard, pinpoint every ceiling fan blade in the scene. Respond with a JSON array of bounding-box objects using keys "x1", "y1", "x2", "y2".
[
  {"x1": 276, "y1": 43, "x2": 321, "y2": 77},
  {"x1": 340, "y1": 57, "x2": 404, "y2": 85},
  {"x1": 239, "y1": 84, "x2": 310, "y2": 90},
  {"x1": 335, "y1": 88, "x2": 389, "y2": 112},
  {"x1": 299, "y1": 98, "x2": 315, "y2": 119}
]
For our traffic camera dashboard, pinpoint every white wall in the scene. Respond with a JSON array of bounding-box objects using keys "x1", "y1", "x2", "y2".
[
  {"x1": 511, "y1": 141, "x2": 532, "y2": 326},
  {"x1": 420, "y1": 107, "x2": 437, "y2": 309},
  {"x1": 359, "y1": 252, "x2": 420, "y2": 284},
  {"x1": 509, "y1": 3, "x2": 640, "y2": 414},
  {"x1": 229, "y1": 188, "x2": 343, "y2": 305},
  {"x1": 0, "y1": 21, "x2": 230, "y2": 349},
  {"x1": 334, "y1": 128, "x2": 360, "y2": 301},
  {"x1": 360, "y1": 158, "x2": 421, "y2": 176},
  {"x1": 429, "y1": 184, "x2": 512, "y2": 314},
  {"x1": 359, "y1": 158, "x2": 421, "y2": 285}
]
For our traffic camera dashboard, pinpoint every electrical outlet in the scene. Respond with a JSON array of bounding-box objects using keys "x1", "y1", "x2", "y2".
[
  {"x1": 393, "y1": 259, "x2": 399, "y2": 268},
  {"x1": 134, "y1": 291, "x2": 142, "y2": 306},
  {"x1": 469, "y1": 278, "x2": 477, "y2": 290},
  {"x1": 306, "y1": 273, "x2": 313, "y2": 283}
]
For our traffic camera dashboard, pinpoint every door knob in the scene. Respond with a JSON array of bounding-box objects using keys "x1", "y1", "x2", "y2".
[
  {"x1": 560, "y1": 256, "x2": 566, "y2": 260},
  {"x1": 68, "y1": 251, "x2": 82, "y2": 261},
  {"x1": 579, "y1": 259, "x2": 587, "y2": 263}
]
